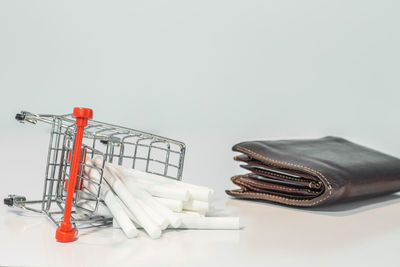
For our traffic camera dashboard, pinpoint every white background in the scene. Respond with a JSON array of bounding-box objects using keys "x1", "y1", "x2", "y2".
[{"x1": 1, "y1": 1, "x2": 400, "y2": 266}]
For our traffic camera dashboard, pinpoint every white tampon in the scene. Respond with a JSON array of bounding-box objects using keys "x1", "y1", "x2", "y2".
[
  {"x1": 183, "y1": 199, "x2": 210, "y2": 212},
  {"x1": 103, "y1": 191, "x2": 139, "y2": 238},
  {"x1": 115, "y1": 215, "x2": 240, "y2": 230},
  {"x1": 154, "y1": 197, "x2": 183, "y2": 212},
  {"x1": 184, "y1": 187, "x2": 213, "y2": 203},
  {"x1": 121, "y1": 179, "x2": 190, "y2": 201},
  {"x1": 78, "y1": 200, "x2": 112, "y2": 218},
  {"x1": 100, "y1": 165, "x2": 161, "y2": 239},
  {"x1": 137, "y1": 199, "x2": 168, "y2": 230},
  {"x1": 135, "y1": 182, "x2": 190, "y2": 201},
  {"x1": 111, "y1": 163, "x2": 212, "y2": 201},
  {"x1": 113, "y1": 218, "x2": 120, "y2": 229},
  {"x1": 176, "y1": 214, "x2": 240, "y2": 230},
  {"x1": 106, "y1": 166, "x2": 169, "y2": 230},
  {"x1": 182, "y1": 210, "x2": 206, "y2": 216},
  {"x1": 113, "y1": 169, "x2": 190, "y2": 201},
  {"x1": 83, "y1": 160, "x2": 138, "y2": 238},
  {"x1": 110, "y1": 166, "x2": 182, "y2": 228}
]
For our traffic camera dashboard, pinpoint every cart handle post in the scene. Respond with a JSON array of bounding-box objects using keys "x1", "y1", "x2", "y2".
[{"x1": 56, "y1": 107, "x2": 93, "y2": 242}]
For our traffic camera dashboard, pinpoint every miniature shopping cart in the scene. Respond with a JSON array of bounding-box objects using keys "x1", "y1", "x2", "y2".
[{"x1": 4, "y1": 107, "x2": 186, "y2": 242}]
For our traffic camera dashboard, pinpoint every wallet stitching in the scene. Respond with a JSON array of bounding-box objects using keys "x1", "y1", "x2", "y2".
[
  {"x1": 252, "y1": 169, "x2": 311, "y2": 184},
  {"x1": 239, "y1": 161, "x2": 310, "y2": 183},
  {"x1": 228, "y1": 190, "x2": 312, "y2": 205},
  {"x1": 235, "y1": 146, "x2": 332, "y2": 206},
  {"x1": 239, "y1": 174, "x2": 313, "y2": 192},
  {"x1": 254, "y1": 169, "x2": 321, "y2": 189},
  {"x1": 230, "y1": 176, "x2": 313, "y2": 204},
  {"x1": 235, "y1": 147, "x2": 332, "y2": 205}
]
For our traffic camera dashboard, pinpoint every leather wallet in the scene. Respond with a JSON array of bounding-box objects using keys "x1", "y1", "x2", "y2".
[{"x1": 226, "y1": 136, "x2": 400, "y2": 207}]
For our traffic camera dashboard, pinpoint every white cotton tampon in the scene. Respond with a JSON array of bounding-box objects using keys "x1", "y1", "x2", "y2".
[
  {"x1": 141, "y1": 196, "x2": 182, "y2": 228},
  {"x1": 183, "y1": 199, "x2": 210, "y2": 212},
  {"x1": 111, "y1": 163, "x2": 212, "y2": 201},
  {"x1": 106, "y1": 165, "x2": 169, "y2": 230},
  {"x1": 184, "y1": 187, "x2": 213, "y2": 203},
  {"x1": 83, "y1": 160, "x2": 138, "y2": 238},
  {"x1": 87, "y1": 158, "x2": 240, "y2": 234},
  {"x1": 113, "y1": 218, "x2": 120, "y2": 228},
  {"x1": 83, "y1": 178, "x2": 138, "y2": 238},
  {"x1": 103, "y1": 191, "x2": 139, "y2": 238},
  {"x1": 182, "y1": 210, "x2": 206, "y2": 216},
  {"x1": 154, "y1": 197, "x2": 183, "y2": 212},
  {"x1": 134, "y1": 182, "x2": 190, "y2": 201},
  {"x1": 99, "y1": 165, "x2": 162, "y2": 239},
  {"x1": 176, "y1": 214, "x2": 240, "y2": 230},
  {"x1": 137, "y1": 199, "x2": 169, "y2": 230},
  {"x1": 114, "y1": 215, "x2": 240, "y2": 230},
  {"x1": 110, "y1": 166, "x2": 182, "y2": 228},
  {"x1": 78, "y1": 200, "x2": 112, "y2": 218}
]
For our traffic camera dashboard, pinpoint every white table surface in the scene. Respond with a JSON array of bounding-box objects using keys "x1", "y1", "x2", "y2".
[{"x1": 1, "y1": 132, "x2": 400, "y2": 267}]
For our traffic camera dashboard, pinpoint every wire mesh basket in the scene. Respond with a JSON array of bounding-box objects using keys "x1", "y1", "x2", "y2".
[{"x1": 4, "y1": 107, "x2": 186, "y2": 241}]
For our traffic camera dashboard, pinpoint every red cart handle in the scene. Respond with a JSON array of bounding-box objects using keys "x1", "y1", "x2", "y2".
[{"x1": 56, "y1": 107, "x2": 93, "y2": 242}]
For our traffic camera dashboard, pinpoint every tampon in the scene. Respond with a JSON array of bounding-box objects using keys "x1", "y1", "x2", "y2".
[
  {"x1": 113, "y1": 218, "x2": 120, "y2": 228},
  {"x1": 134, "y1": 181, "x2": 190, "y2": 201},
  {"x1": 182, "y1": 210, "x2": 206, "y2": 216},
  {"x1": 103, "y1": 191, "x2": 139, "y2": 237},
  {"x1": 184, "y1": 187, "x2": 213, "y2": 203},
  {"x1": 153, "y1": 197, "x2": 183, "y2": 212},
  {"x1": 183, "y1": 199, "x2": 210, "y2": 212},
  {"x1": 176, "y1": 214, "x2": 240, "y2": 230},
  {"x1": 114, "y1": 198, "x2": 170, "y2": 232},
  {"x1": 82, "y1": 177, "x2": 138, "y2": 238},
  {"x1": 114, "y1": 215, "x2": 240, "y2": 230},
  {"x1": 110, "y1": 166, "x2": 190, "y2": 201},
  {"x1": 100, "y1": 165, "x2": 162, "y2": 239},
  {"x1": 111, "y1": 163, "x2": 212, "y2": 201},
  {"x1": 109, "y1": 166, "x2": 182, "y2": 228},
  {"x1": 106, "y1": 166, "x2": 169, "y2": 229},
  {"x1": 113, "y1": 195, "x2": 139, "y2": 223},
  {"x1": 137, "y1": 199, "x2": 168, "y2": 230},
  {"x1": 78, "y1": 200, "x2": 112, "y2": 218},
  {"x1": 83, "y1": 160, "x2": 138, "y2": 238}
]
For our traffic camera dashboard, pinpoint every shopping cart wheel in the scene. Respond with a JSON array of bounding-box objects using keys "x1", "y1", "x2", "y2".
[
  {"x1": 4, "y1": 195, "x2": 26, "y2": 207},
  {"x1": 4, "y1": 197, "x2": 13, "y2": 206},
  {"x1": 15, "y1": 113, "x2": 25, "y2": 121}
]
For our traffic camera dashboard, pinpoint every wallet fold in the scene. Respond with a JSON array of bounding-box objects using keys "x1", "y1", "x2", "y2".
[{"x1": 226, "y1": 136, "x2": 400, "y2": 207}]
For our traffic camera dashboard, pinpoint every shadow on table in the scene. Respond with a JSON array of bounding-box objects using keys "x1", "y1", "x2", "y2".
[
  {"x1": 226, "y1": 192, "x2": 400, "y2": 217},
  {"x1": 309, "y1": 193, "x2": 400, "y2": 216}
]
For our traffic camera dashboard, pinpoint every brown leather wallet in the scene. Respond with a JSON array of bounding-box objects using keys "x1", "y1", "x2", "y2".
[{"x1": 226, "y1": 136, "x2": 400, "y2": 207}]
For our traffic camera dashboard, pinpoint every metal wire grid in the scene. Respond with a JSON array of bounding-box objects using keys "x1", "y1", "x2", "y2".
[
  {"x1": 18, "y1": 111, "x2": 185, "y2": 180},
  {"x1": 7, "y1": 111, "x2": 186, "y2": 229},
  {"x1": 39, "y1": 116, "x2": 109, "y2": 227}
]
